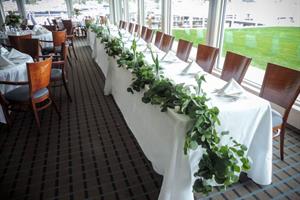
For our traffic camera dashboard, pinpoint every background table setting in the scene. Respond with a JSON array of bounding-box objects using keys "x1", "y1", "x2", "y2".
[
  {"x1": 88, "y1": 25, "x2": 273, "y2": 200},
  {"x1": 0, "y1": 47, "x2": 33, "y2": 123},
  {"x1": 0, "y1": 25, "x2": 53, "y2": 48}
]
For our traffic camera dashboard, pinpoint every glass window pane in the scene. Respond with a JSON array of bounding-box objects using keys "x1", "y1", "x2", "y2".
[
  {"x1": 73, "y1": 0, "x2": 110, "y2": 20},
  {"x1": 171, "y1": 0, "x2": 209, "y2": 45},
  {"x1": 221, "y1": 0, "x2": 300, "y2": 73},
  {"x1": 24, "y1": 0, "x2": 68, "y2": 25},
  {"x1": 2, "y1": 0, "x2": 19, "y2": 15},
  {"x1": 144, "y1": 0, "x2": 161, "y2": 29},
  {"x1": 129, "y1": 0, "x2": 138, "y2": 22}
]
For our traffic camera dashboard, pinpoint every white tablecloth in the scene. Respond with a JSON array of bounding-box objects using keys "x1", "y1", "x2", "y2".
[
  {"x1": 88, "y1": 29, "x2": 273, "y2": 200},
  {"x1": 0, "y1": 53, "x2": 33, "y2": 123},
  {"x1": 32, "y1": 32, "x2": 53, "y2": 48}
]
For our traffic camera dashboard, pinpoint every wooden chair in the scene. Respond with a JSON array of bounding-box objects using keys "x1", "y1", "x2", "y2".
[
  {"x1": 41, "y1": 30, "x2": 66, "y2": 55},
  {"x1": 259, "y1": 63, "x2": 300, "y2": 160},
  {"x1": 176, "y1": 39, "x2": 193, "y2": 62},
  {"x1": 41, "y1": 43, "x2": 72, "y2": 102},
  {"x1": 52, "y1": 19, "x2": 59, "y2": 30},
  {"x1": 8, "y1": 34, "x2": 32, "y2": 50},
  {"x1": 220, "y1": 51, "x2": 252, "y2": 84},
  {"x1": 121, "y1": 21, "x2": 128, "y2": 30},
  {"x1": 143, "y1": 28, "x2": 154, "y2": 43},
  {"x1": 160, "y1": 34, "x2": 174, "y2": 53},
  {"x1": 43, "y1": 25, "x2": 57, "y2": 32},
  {"x1": 18, "y1": 38, "x2": 40, "y2": 61},
  {"x1": 62, "y1": 19, "x2": 78, "y2": 60},
  {"x1": 128, "y1": 22, "x2": 134, "y2": 34},
  {"x1": 0, "y1": 58, "x2": 61, "y2": 128},
  {"x1": 141, "y1": 26, "x2": 147, "y2": 38},
  {"x1": 118, "y1": 20, "x2": 123, "y2": 29},
  {"x1": 100, "y1": 16, "x2": 107, "y2": 25},
  {"x1": 195, "y1": 44, "x2": 219, "y2": 73},
  {"x1": 154, "y1": 31, "x2": 163, "y2": 49},
  {"x1": 134, "y1": 24, "x2": 140, "y2": 35}
]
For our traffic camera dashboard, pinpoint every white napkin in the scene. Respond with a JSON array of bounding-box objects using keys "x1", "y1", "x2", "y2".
[
  {"x1": 1, "y1": 47, "x2": 8, "y2": 55},
  {"x1": 7, "y1": 48, "x2": 28, "y2": 60},
  {"x1": 0, "y1": 55, "x2": 14, "y2": 68},
  {"x1": 180, "y1": 61, "x2": 204, "y2": 75},
  {"x1": 217, "y1": 79, "x2": 244, "y2": 97},
  {"x1": 161, "y1": 51, "x2": 179, "y2": 63}
]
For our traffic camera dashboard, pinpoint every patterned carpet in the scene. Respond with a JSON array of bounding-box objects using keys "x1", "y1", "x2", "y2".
[{"x1": 0, "y1": 38, "x2": 299, "y2": 200}]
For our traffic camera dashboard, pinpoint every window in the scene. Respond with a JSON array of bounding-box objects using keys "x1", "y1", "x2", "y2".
[
  {"x1": 73, "y1": 0, "x2": 110, "y2": 20},
  {"x1": 128, "y1": 0, "x2": 138, "y2": 22},
  {"x1": 2, "y1": 0, "x2": 19, "y2": 15},
  {"x1": 24, "y1": 0, "x2": 68, "y2": 25},
  {"x1": 220, "y1": 0, "x2": 300, "y2": 77},
  {"x1": 144, "y1": 0, "x2": 161, "y2": 29},
  {"x1": 171, "y1": 0, "x2": 209, "y2": 45}
]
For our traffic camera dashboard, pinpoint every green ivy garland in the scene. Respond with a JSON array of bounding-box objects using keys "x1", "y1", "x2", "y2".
[{"x1": 91, "y1": 24, "x2": 251, "y2": 194}]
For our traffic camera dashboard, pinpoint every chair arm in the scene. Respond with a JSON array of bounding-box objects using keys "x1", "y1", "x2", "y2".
[
  {"x1": 0, "y1": 80, "x2": 28, "y2": 85},
  {"x1": 39, "y1": 40, "x2": 53, "y2": 43},
  {"x1": 52, "y1": 61, "x2": 65, "y2": 68}
]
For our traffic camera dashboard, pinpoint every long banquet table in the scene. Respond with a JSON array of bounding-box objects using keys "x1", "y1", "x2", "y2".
[{"x1": 88, "y1": 26, "x2": 273, "y2": 200}]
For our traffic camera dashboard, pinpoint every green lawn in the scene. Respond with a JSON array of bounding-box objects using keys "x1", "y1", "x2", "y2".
[{"x1": 172, "y1": 27, "x2": 300, "y2": 70}]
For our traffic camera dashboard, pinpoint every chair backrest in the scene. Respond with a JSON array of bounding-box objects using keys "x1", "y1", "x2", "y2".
[
  {"x1": 27, "y1": 58, "x2": 52, "y2": 96},
  {"x1": 141, "y1": 26, "x2": 147, "y2": 38},
  {"x1": 176, "y1": 39, "x2": 193, "y2": 62},
  {"x1": 154, "y1": 31, "x2": 163, "y2": 48},
  {"x1": 143, "y1": 28, "x2": 154, "y2": 43},
  {"x1": 119, "y1": 20, "x2": 123, "y2": 29},
  {"x1": 160, "y1": 34, "x2": 174, "y2": 53},
  {"x1": 100, "y1": 16, "x2": 106, "y2": 24},
  {"x1": 134, "y1": 24, "x2": 140, "y2": 34},
  {"x1": 52, "y1": 31, "x2": 66, "y2": 47},
  {"x1": 62, "y1": 19, "x2": 73, "y2": 35},
  {"x1": 43, "y1": 25, "x2": 57, "y2": 32},
  {"x1": 18, "y1": 38, "x2": 40, "y2": 61},
  {"x1": 196, "y1": 44, "x2": 219, "y2": 73},
  {"x1": 8, "y1": 34, "x2": 32, "y2": 50},
  {"x1": 128, "y1": 22, "x2": 134, "y2": 33},
  {"x1": 260, "y1": 63, "x2": 300, "y2": 118},
  {"x1": 122, "y1": 21, "x2": 127, "y2": 29},
  {"x1": 221, "y1": 51, "x2": 251, "y2": 83}
]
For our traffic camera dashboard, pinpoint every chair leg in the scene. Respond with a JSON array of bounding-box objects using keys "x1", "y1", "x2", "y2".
[
  {"x1": 51, "y1": 98, "x2": 62, "y2": 120},
  {"x1": 31, "y1": 102, "x2": 40, "y2": 128},
  {"x1": 62, "y1": 78, "x2": 72, "y2": 102},
  {"x1": 72, "y1": 45, "x2": 78, "y2": 60},
  {"x1": 67, "y1": 56, "x2": 73, "y2": 68},
  {"x1": 48, "y1": 90, "x2": 61, "y2": 120},
  {"x1": 68, "y1": 46, "x2": 72, "y2": 58},
  {"x1": 280, "y1": 128, "x2": 286, "y2": 160}
]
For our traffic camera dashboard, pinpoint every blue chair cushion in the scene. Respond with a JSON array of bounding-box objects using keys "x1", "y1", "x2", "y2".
[
  {"x1": 5, "y1": 86, "x2": 49, "y2": 102},
  {"x1": 272, "y1": 109, "x2": 283, "y2": 128},
  {"x1": 42, "y1": 46, "x2": 61, "y2": 55},
  {"x1": 51, "y1": 68, "x2": 62, "y2": 79}
]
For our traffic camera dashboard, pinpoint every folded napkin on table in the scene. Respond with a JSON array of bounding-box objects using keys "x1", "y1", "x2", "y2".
[
  {"x1": 1, "y1": 47, "x2": 8, "y2": 55},
  {"x1": 180, "y1": 61, "x2": 203, "y2": 75},
  {"x1": 7, "y1": 48, "x2": 28, "y2": 60},
  {"x1": 160, "y1": 51, "x2": 179, "y2": 63},
  {"x1": 0, "y1": 55, "x2": 14, "y2": 68},
  {"x1": 216, "y1": 78, "x2": 245, "y2": 97}
]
